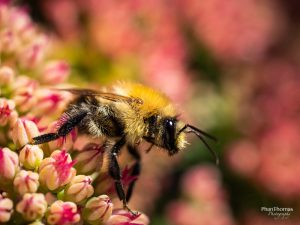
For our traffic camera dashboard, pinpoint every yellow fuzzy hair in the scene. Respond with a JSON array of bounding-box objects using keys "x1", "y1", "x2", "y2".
[
  {"x1": 116, "y1": 82, "x2": 176, "y2": 117},
  {"x1": 111, "y1": 82, "x2": 177, "y2": 144}
]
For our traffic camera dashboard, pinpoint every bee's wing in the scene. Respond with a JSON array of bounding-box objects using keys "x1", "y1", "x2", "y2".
[{"x1": 55, "y1": 88, "x2": 143, "y2": 104}]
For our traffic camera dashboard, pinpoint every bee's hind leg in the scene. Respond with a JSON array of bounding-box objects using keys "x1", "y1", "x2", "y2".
[
  {"x1": 126, "y1": 145, "x2": 141, "y2": 202},
  {"x1": 24, "y1": 111, "x2": 87, "y2": 148},
  {"x1": 108, "y1": 137, "x2": 139, "y2": 215}
]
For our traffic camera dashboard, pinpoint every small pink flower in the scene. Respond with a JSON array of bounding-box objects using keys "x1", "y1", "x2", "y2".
[
  {"x1": 83, "y1": 195, "x2": 113, "y2": 224},
  {"x1": 41, "y1": 60, "x2": 70, "y2": 85},
  {"x1": 11, "y1": 119, "x2": 40, "y2": 149},
  {"x1": 106, "y1": 209, "x2": 149, "y2": 225},
  {"x1": 74, "y1": 143, "x2": 104, "y2": 174},
  {"x1": 0, "y1": 28, "x2": 21, "y2": 53},
  {"x1": 0, "y1": 193, "x2": 13, "y2": 223},
  {"x1": 64, "y1": 175, "x2": 94, "y2": 203},
  {"x1": 19, "y1": 35, "x2": 48, "y2": 69},
  {"x1": 0, "y1": 98, "x2": 16, "y2": 126},
  {"x1": 39, "y1": 150, "x2": 76, "y2": 191},
  {"x1": 14, "y1": 170, "x2": 40, "y2": 195},
  {"x1": 0, "y1": 66, "x2": 14, "y2": 86},
  {"x1": 0, "y1": 147, "x2": 19, "y2": 181},
  {"x1": 16, "y1": 193, "x2": 47, "y2": 221},
  {"x1": 9, "y1": 7, "x2": 32, "y2": 34},
  {"x1": 94, "y1": 165, "x2": 138, "y2": 197},
  {"x1": 120, "y1": 165, "x2": 139, "y2": 191},
  {"x1": 47, "y1": 200, "x2": 80, "y2": 225}
]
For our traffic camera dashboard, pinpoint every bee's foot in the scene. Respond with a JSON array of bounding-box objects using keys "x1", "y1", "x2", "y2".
[{"x1": 123, "y1": 204, "x2": 139, "y2": 216}]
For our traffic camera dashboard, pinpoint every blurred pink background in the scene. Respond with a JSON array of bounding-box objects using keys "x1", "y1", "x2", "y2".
[{"x1": 11, "y1": 0, "x2": 300, "y2": 224}]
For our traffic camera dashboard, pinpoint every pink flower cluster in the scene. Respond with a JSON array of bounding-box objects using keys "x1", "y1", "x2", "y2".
[
  {"x1": 167, "y1": 166, "x2": 236, "y2": 225},
  {"x1": 177, "y1": 0, "x2": 284, "y2": 62},
  {"x1": 0, "y1": 3, "x2": 149, "y2": 225},
  {"x1": 227, "y1": 59, "x2": 300, "y2": 199},
  {"x1": 40, "y1": 0, "x2": 191, "y2": 104}
]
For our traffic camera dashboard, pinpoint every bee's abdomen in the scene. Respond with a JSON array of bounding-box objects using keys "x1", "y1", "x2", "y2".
[{"x1": 67, "y1": 96, "x2": 125, "y2": 138}]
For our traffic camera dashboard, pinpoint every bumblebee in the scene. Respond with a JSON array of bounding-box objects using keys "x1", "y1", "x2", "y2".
[{"x1": 29, "y1": 82, "x2": 218, "y2": 213}]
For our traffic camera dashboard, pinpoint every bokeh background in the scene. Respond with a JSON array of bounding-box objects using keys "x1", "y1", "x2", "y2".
[{"x1": 16, "y1": 0, "x2": 300, "y2": 224}]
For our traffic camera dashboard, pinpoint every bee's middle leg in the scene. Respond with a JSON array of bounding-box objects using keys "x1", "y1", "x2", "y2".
[
  {"x1": 108, "y1": 137, "x2": 137, "y2": 214},
  {"x1": 126, "y1": 145, "x2": 141, "y2": 202}
]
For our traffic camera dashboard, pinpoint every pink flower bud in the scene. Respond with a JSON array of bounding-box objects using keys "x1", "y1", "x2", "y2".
[
  {"x1": 0, "y1": 193, "x2": 13, "y2": 223},
  {"x1": 33, "y1": 90, "x2": 70, "y2": 117},
  {"x1": 13, "y1": 76, "x2": 37, "y2": 112},
  {"x1": 74, "y1": 143, "x2": 104, "y2": 174},
  {"x1": 41, "y1": 60, "x2": 70, "y2": 85},
  {"x1": 106, "y1": 209, "x2": 149, "y2": 225},
  {"x1": 64, "y1": 175, "x2": 94, "y2": 203},
  {"x1": 13, "y1": 75, "x2": 38, "y2": 90},
  {"x1": 16, "y1": 193, "x2": 47, "y2": 221},
  {"x1": 14, "y1": 170, "x2": 39, "y2": 195},
  {"x1": 0, "y1": 147, "x2": 19, "y2": 181},
  {"x1": 21, "y1": 115, "x2": 47, "y2": 133},
  {"x1": 47, "y1": 200, "x2": 80, "y2": 225},
  {"x1": 0, "y1": 98, "x2": 16, "y2": 126},
  {"x1": 39, "y1": 150, "x2": 76, "y2": 191},
  {"x1": 11, "y1": 119, "x2": 40, "y2": 149},
  {"x1": 0, "y1": 66, "x2": 14, "y2": 86},
  {"x1": 19, "y1": 145, "x2": 44, "y2": 170},
  {"x1": 83, "y1": 195, "x2": 113, "y2": 225}
]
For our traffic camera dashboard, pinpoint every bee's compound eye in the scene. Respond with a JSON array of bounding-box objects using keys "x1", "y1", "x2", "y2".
[
  {"x1": 164, "y1": 118, "x2": 176, "y2": 150},
  {"x1": 166, "y1": 119, "x2": 175, "y2": 130}
]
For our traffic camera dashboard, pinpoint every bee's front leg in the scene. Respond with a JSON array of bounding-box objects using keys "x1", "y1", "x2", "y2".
[
  {"x1": 108, "y1": 137, "x2": 138, "y2": 215},
  {"x1": 126, "y1": 145, "x2": 141, "y2": 202}
]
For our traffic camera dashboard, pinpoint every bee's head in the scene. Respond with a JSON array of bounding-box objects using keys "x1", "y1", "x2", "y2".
[
  {"x1": 144, "y1": 115, "x2": 218, "y2": 164},
  {"x1": 144, "y1": 116, "x2": 182, "y2": 155},
  {"x1": 161, "y1": 117, "x2": 186, "y2": 156}
]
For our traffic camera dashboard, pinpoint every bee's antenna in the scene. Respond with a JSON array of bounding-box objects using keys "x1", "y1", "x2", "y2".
[{"x1": 178, "y1": 124, "x2": 219, "y2": 165}]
